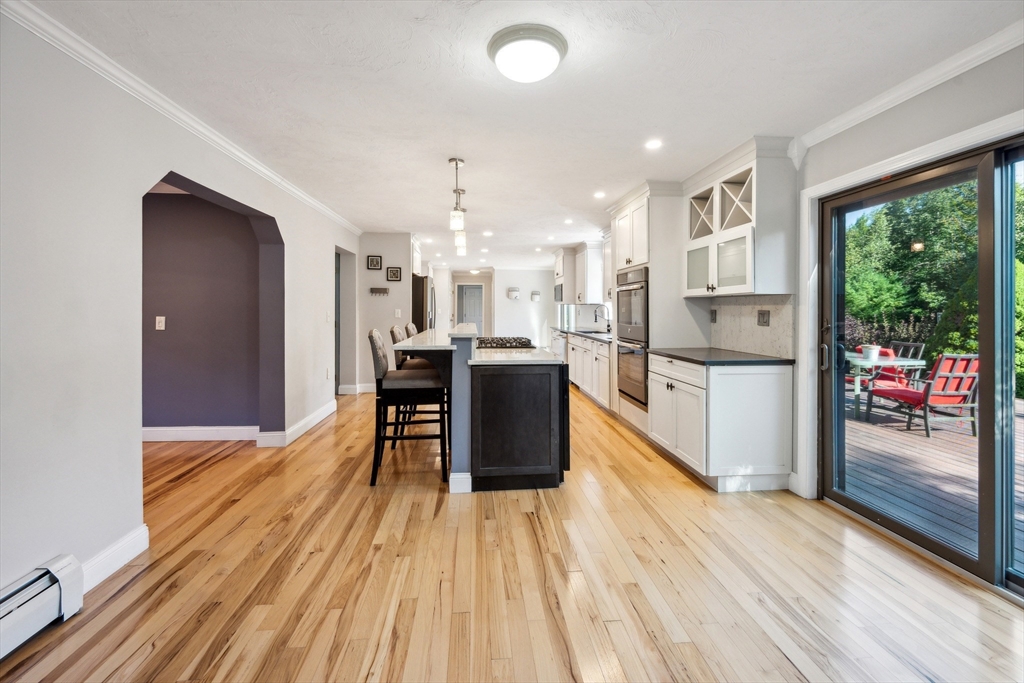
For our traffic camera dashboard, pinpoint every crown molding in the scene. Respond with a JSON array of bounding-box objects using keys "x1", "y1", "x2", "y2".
[
  {"x1": 0, "y1": 0, "x2": 361, "y2": 236},
  {"x1": 791, "y1": 20, "x2": 1024, "y2": 168}
]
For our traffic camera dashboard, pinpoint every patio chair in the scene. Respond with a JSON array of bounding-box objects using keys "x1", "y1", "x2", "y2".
[
  {"x1": 865, "y1": 353, "x2": 979, "y2": 437},
  {"x1": 845, "y1": 341, "x2": 926, "y2": 390}
]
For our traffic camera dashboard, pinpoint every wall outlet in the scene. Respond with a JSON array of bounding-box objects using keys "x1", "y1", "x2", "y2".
[
  {"x1": 155, "y1": 316, "x2": 165, "y2": 330},
  {"x1": 395, "y1": 309, "x2": 401, "y2": 318},
  {"x1": 757, "y1": 310, "x2": 771, "y2": 327},
  {"x1": 710, "y1": 309, "x2": 717, "y2": 324}
]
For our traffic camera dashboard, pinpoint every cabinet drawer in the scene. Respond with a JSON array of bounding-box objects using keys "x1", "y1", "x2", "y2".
[
  {"x1": 649, "y1": 355, "x2": 705, "y2": 389},
  {"x1": 596, "y1": 342, "x2": 610, "y2": 358}
]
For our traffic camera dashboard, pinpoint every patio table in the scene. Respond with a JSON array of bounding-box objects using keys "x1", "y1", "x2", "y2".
[{"x1": 847, "y1": 352, "x2": 928, "y2": 420}]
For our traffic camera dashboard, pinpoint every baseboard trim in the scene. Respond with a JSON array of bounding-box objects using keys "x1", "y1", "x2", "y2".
[
  {"x1": 448, "y1": 473, "x2": 472, "y2": 494},
  {"x1": 337, "y1": 384, "x2": 359, "y2": 395},
  {"x1": 257, "y1": 398, "x2": 338, "y2": 448},
  {"x1": 357, "y1": 383, "x2": 376, "y2": 394},
  {"x1": 142, "y1": 425, "x2": 258, "y2": 442},
  {"x1": 82, "y1": 524, "x2": 149, "y2": 593}
]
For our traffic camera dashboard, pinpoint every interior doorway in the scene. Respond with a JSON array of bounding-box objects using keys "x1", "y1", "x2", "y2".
[{"x1": 457, "y1": 284, "x2": 484, "y2": 334}]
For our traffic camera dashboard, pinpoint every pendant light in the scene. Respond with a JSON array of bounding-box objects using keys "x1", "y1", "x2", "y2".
[{"x1": 449, "y1": 158, "x2": 466, "y2": 231}]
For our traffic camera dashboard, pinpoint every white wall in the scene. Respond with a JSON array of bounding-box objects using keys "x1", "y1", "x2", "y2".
[
  {"x1": 432, "y1": 266, "x2": 452, "y2": 332},
  {"x1": 493, "y1": 269, "x2": 558, "y2": 347},
  {"x1": 358, "y1": 233, "x2": 412, "y2": 385},
  {"x1": 0, "y1": 16, "x2": 358, "y2": 589}
]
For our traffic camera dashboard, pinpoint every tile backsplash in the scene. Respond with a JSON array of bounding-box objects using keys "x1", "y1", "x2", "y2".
[{"x1": 711, "y1": 295, "x2": 794, "y2": 359}]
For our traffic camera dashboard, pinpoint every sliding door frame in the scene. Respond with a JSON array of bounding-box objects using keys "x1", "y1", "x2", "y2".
[{"x1": 818, "y1": 137, "x2": 1021, "y2": 585}]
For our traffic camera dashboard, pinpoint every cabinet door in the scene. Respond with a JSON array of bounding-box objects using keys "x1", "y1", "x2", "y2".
[
  {"x1": 597, "y1": 354, "x2": 610, "y2": 407},
  {"x1": 554, "y1": 254, "x2": 563, "y2": 278},
  {"x1": 630, "y1": 199, "x2": 649, "y2": 267},
  {"x1": 673, "y1": 381, "x2": 707, "y2": 474},
  {"x1": 713, "y1": 225, "x2": 754, "y2": 295},
  {"x1": 581, "y1": 348, "x2": 593, "y2": 395},
  {"x1": 614, "y1": 212, "x2": 631, "y2": 270},
  {"x1": 575, "y1": 251, "x2": 586, "y2": 303},
  {"x1": 568, "y1": 343, "x2": 577, "y2": 385},
  {"x1": 647, "y1": 373, "x2": 674, "y2": 450},
  {"x1": 684, "y1": 239, "x2": 714, "y2": 297},
  {"x1": 602, "y1": 237, "x2": 613, "y2": 302}
]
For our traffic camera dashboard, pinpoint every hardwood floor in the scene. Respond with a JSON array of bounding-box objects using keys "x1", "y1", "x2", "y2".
[{"x1": 2, "y1": 388, "x2": 1022, "y2": 683}]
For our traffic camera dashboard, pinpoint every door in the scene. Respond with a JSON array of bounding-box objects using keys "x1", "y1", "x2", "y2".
[
  {"x1": 820, "y1": 143, "x2": 1020, "y2": 587},
  {"x1": 602, "y1": 237, "x2": 613, "y2": 303},
  {"x1": 647, "y1": 373, "x2": 674, "y2": 450},
  {"x1": 457, "y1": 284, "x2": 484, "y2": 334},
  {"x1": 580, "y1": 345, "x2": 592, "y2": 395},
  {"x1": 568, "y1": 341, "x2": 578, "y2": 385},
  {"x1": 673, "y1": 381, "x2": 706, "y2": 474},
  {"x1": 685, "y1": 239, "x2": 714, "y2": 296},
  {"x1": 616, "y1": 283, "x2": 647, "y2": 343},
  {"x1": 555, "y1": 254, "x2": 563, "y2": 278},
  {"x1": 616, "y1": 341, "x2": 647, "y2": 405},
  {"x1": 575, "y1": 251, "x2": 586, "y2": 303},
  {"x1": 597, "y1": 354, "x2": 610, "y2": 407},
  {"x1": 713, "y1": 226, "x2": 754, "y2": 295},
  {"x1": 615, "y1": 212, "x2": 631, "y2": 270},
  {"x1": 630, "y1": 199, "x2": 649, "y2": 267}
]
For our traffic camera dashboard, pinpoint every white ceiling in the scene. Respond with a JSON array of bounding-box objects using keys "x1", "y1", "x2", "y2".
[{"x1": 37, "y1": 0, "x2": 1022, "y2": 269}]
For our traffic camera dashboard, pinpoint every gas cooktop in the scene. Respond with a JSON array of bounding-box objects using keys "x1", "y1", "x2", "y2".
[{"x1": 475, "y1": 337, "x2": 535, "y2": 349}]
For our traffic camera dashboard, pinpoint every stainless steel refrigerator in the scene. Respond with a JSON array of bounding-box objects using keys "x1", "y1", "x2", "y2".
[{"x1": 412, "y1": 275, "x2": 434, "y2": 331}]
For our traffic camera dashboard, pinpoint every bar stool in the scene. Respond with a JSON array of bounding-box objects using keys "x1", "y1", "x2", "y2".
[
  {"x1": 405, "y1": 322, "x2": 419, "y2": 338},
  {"x1": 367, "y1": 329, "x2": 448, "y2": 486},
  {"x1": 390, "y1": 325, "x2": 434, "y2": 370}
]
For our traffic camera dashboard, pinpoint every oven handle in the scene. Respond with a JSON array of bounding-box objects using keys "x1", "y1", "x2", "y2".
[
  {"x1": 617, "y1": 340, "x2": 645, "y2": 351},
  {"x1": 616, "y1": 284, "x2": 646, "y2": 292}
]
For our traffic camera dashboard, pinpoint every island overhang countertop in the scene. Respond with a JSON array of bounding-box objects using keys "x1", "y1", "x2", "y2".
[
  {"x1": 468, "y1": 347, "x2": 563, "y2": 365},
  {"x1": 392, "y1": 323, "x2": 478, "y2": 351}
]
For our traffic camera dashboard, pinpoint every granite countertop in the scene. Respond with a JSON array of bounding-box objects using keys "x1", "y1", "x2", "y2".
[
  {"x1": 649, "y1": 347, "x2": 795, "y2": 366},
  {"x1": 394, "y1": 323, "x2": 478, "y2": 351},
  {"x1": 551, "y1": 327, "x2": 613, "y2": 343},
  {"x1": 468, "y1": 347, "x2": 564, "y2": 365}
]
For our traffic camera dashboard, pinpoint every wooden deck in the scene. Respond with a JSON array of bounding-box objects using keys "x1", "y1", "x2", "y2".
[{"x1": 844, "y1": 395, "x2": 1024, "y2": 570}]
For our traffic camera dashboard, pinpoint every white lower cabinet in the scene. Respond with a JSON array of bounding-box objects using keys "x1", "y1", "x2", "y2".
[
  {"x1": 648, "y1": 355, "x2": 792, "y2": 490},
  {"x1": 596, "y1": 354, "x2": 610, "y2": 407},
  {"x1": 568, "y1": 334, "x2": 611, "y2": 409}
]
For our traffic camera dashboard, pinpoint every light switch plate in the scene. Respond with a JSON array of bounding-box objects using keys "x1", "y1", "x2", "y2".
[
  {"x1": 155, "y1": 316, "x2": 165, "y2": 330},
  {"x1": 757, "y1": 310, "x2": 771, "y2": 327},
  {"x1": 395, "y1": 309, "x2": 401, "y2": 318},
  {"x1": 710, "y1": 310, "x2": 717, "y2": 324}
]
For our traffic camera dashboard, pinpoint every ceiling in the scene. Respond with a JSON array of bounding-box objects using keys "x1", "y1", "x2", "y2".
[{"x1": 37, "y1": 1, "x2": 1022, "y2": 269}]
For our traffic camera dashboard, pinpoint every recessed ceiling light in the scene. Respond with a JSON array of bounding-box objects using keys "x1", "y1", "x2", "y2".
[
  {"x1": 470, "y1": 269, "x2": 480, "y2": 274},
  {"x1": 536, "y1": 248, "x2": 541, "y2": 252},
  {"x1": 548, "y1": 236, "x2": 554, "y2": 240},
  {"x1": 481, "y1": 248, "x2": 489, "y2": 253},
  {"x1": 488, "y1": 24, "x2": 568, "y2": 83},
  {"x1": 645, "y1": 139, "x2": 662, "y2": 150},
  {"x1": 565, "y1": 219, "x2": 573, "y2": 224},
  {"x1": 441, "y1": 262, "x2": 447, "y2": 266},
  {"x1": 483, "y1": 231, "x2": 493, "y2": 237},
  {"x1": 594, "y1": 191, "x2": 605, "y2": 199},
  {"x1": 480, "y1": 259, "x2": 486, "y2": 262},
  {"x1": 435, "y1": 253, "x2": 441, "y2": 257}
]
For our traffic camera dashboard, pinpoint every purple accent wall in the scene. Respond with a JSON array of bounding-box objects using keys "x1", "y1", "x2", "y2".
[{"x1": 143, "y1": 194, "x2": 259, "y2": 427}]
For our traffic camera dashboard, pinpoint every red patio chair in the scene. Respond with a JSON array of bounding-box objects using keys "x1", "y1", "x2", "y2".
[
  {"x1": 844, "y1": 345, "x2": 909, "y2": 390},
  {"x1": 865, "y1": 353, "x2": 979, "y2": 437}
]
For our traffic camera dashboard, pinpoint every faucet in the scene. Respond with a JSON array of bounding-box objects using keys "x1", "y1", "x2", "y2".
[{"x1": 594, "y1": 304, "x2": 611, "y2": 332}]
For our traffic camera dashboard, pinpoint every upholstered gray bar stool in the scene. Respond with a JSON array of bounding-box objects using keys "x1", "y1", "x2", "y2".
[
  {"x1": 367, "y1": 329, "x2": 448, "y2": 486},
  {"x1": 389, "y1": 325, "x2": 433, "y2": 370},
  {"x1": 405, "y1": 322, "x2": 419, "y2": 338}
]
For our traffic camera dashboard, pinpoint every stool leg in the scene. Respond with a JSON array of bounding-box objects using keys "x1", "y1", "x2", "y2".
[
  {"x1": 371, "y1": 400, "x2": 383, "y2": 486},
  {"x1": 391, "y1": 406, "x2": 402, "y2": 450},
  {"x1": 439, "y1": 391, "x2": 448, "y2": 483}
]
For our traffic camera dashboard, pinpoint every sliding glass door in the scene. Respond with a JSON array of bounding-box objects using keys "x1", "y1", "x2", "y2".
[{"x1": 820, "y1": 138, "x2": 1022, "y2": 588}]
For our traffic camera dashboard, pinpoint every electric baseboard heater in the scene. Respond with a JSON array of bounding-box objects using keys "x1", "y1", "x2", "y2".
[{"x1": 0, "y1": 555, "x2": 83, "y2": 660}]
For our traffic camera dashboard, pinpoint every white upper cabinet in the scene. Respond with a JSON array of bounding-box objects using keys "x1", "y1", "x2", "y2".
[
  {"x1": 602, "y1": 235, "x2": 613, "y2": 303},
  {"x1": 573, "y1": 243, "x2": 604, "y2": 304},
  {"x1": 682, "y1": 137, "x2": 797, "y2": 297},
  {"x1": 613, "y1": 196, "x2": 649, "y2": 270},
  {"x1": 554, "y1": 252, "x2": 564, "y2": 280}
]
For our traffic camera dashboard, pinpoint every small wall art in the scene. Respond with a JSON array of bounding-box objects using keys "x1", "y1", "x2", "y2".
[
  {"x1": 386, "y1": 266, "x2": 402, "y2": 282},
  {"x1": 367, "y1": 255, "x2": 382, "y2": 270}
]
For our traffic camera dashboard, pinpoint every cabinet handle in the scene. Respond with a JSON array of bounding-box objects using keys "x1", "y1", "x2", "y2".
[{"x1": 667, "y1": 359, "x2": 673, "y2": 363}]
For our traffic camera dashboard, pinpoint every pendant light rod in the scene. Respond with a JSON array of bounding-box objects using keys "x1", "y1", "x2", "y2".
[{"x1": 450, "y1": 158, "x2": 465, "y2": 212}]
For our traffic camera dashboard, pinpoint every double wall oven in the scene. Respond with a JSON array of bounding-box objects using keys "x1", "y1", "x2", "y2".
[{"x1": 616, "y1": 267, "x2": 648, "y2": 406}]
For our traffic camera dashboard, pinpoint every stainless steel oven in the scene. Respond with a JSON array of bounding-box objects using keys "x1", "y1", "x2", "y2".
[
  {"x1": 617, "y1": 340, "x2": 647, "y2": 406},
  {"x1": 616, "y1": 267, "x2": 649, "y2": 405},
  {"x1": 616, "y1": 267, "x2": 648, "y2": 344}
]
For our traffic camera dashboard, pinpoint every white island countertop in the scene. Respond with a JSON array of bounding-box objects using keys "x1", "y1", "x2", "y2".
[
  {"x1": 468, "y1": 347, "x2": 564, "y2": 365},
  {"x1": 393, "y1": 323, "x2": 478, "y2": 351}
]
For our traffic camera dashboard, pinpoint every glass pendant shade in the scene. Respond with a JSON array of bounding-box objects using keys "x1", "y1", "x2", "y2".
[
  {"x1": 457, "y1": 246, "x2": 467, "y2": 256},
  {"x1": 454, "y1": 230, "x2": 467, "y2": 248},
  {"x1": 450, "y1": 209, "x2": 465, "y2": 231}
]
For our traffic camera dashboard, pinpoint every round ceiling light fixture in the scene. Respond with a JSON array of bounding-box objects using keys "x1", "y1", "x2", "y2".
[{"x1": 488, "y1": 24, "x2": 568, "y2": 83}]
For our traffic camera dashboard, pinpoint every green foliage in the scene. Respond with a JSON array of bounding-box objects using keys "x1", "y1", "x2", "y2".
[{"x1": 924, "y1": 265, "x2": 978, "y2": 360}]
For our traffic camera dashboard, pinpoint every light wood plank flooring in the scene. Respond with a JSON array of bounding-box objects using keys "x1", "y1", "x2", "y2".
[{"x1": 2, "y1": 388, "x2": 1021, "y2": 682}]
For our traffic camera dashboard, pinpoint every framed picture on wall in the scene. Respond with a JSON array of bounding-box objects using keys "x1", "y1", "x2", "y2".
[
  {"x1": 386, "y1": 267, "x2": 402, "y2": 282},
  {"x1": 367, "y1": 255, "x2": 382, "y2": 270}
]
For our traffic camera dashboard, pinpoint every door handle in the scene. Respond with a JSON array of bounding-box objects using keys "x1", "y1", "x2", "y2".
[{"x1": 820, "y1": 343, "x2": 829, "y2": 371}]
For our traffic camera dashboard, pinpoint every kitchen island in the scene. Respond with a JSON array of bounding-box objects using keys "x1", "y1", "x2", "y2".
[{"x1": 393, "y1": 326, "x2": 569, "y2": 492}]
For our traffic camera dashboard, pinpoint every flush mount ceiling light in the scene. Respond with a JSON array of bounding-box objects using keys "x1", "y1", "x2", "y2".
[
  {"x1": 449, "y1": 158, "x2": 466, "y2": 231},
  {"x1": 488, "y1": 24, "x2": 568, "y2": 83},
  {"x1": 470, "y1": 269, "x2": 480, "y2": 274}
]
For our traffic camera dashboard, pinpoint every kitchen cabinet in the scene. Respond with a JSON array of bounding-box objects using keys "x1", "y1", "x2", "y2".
[
  {"x1": 647, "y1": 351, "x2": 792, "y2": 490},
  {"x1": 554, "y1": 253, "x2": 564, "y2": 279},
  {"x1": 682, "y1": 138, "x2": 797, "y2": 297},
  {"x1": 580, "y1": 342, "x2": 593, "y2": 395},
  {"x1": 554, "y1": 248, "x2": 576, "y2": 302},
  {"x1": 596, "y1": 344, "x2": 610, "y2": 408},
  {"x1": 602, "y1": 235, "x2": 613, "y2": 303},
  {"x1": 573, "y1": 244, "x2": 603, "y2": 304},
  {"x1": 566, "y1": 334, "x2": 611, "y2": 408},
  {"x1": 613, "y1": 196, "x2": 649, "y2": 271}
]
